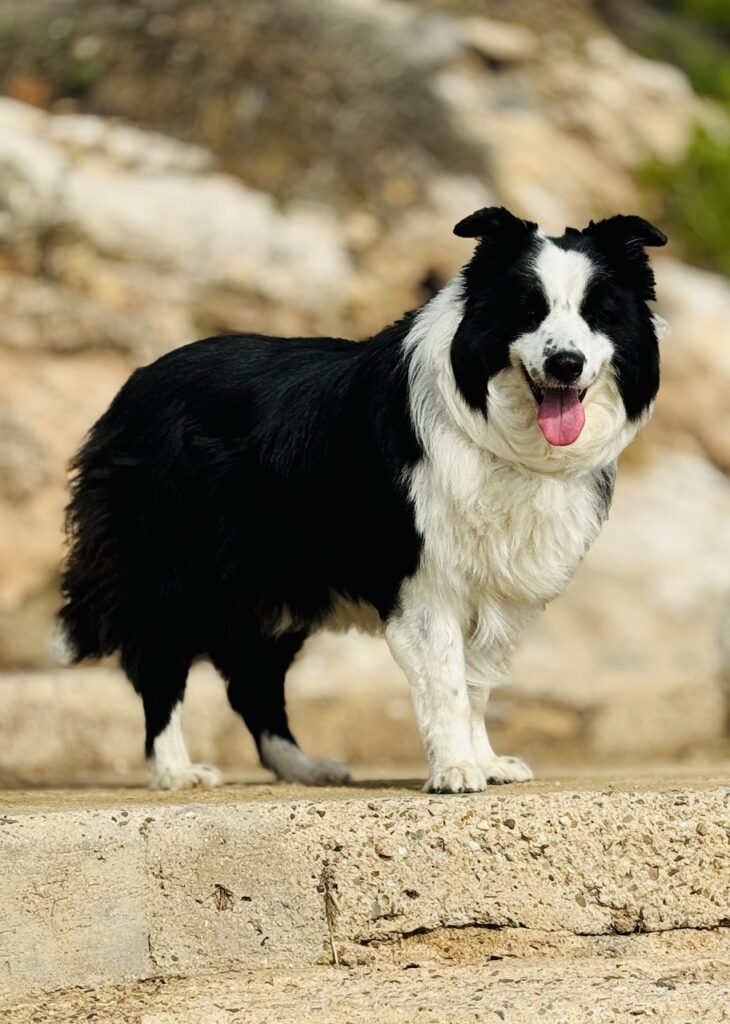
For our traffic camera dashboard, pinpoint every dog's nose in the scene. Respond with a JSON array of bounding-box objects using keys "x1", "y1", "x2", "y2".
[{"x1": 545, "y1": 350, "x2": 585, "y2": 384}]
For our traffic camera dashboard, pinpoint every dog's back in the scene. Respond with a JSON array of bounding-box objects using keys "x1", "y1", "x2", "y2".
[{"x1": 60, "y1": 329, "x2": 420, "y2": 667}]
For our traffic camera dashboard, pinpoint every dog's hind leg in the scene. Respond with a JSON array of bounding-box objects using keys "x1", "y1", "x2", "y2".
[
  {"x1": 210, "y1": 628, "x2": 350, "y2": 786},
  {"x1": 121, "y1": 641, "x2": 223, "y2": 790}
]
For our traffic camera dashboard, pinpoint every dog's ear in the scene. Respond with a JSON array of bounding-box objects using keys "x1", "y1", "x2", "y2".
[
  {"x1": 583, "y1": 215, "x2": 666, "y2": 302},
  {"x1": 453, "y1": 206, "x2": 538, "y2": 242},
  {"x1": 583, "y1": 215, "x2": 667, "y2": 251}
]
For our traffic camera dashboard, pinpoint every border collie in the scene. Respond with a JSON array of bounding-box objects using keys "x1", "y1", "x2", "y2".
[{"x1": 59, "y1": 208, "x2": 667, "y2": 792}]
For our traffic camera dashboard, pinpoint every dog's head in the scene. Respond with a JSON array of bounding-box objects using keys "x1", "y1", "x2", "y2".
[{"x1": 450, "y1": 207, "x2": 667, "y2": 472}]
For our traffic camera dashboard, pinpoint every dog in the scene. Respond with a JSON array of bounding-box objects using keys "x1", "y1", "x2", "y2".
[{"x1": 59, "y1": 207, "x2": 667, "y2": 792}]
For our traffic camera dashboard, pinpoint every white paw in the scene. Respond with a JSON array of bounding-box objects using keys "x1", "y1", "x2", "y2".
[
  {"x1": 298, "y1": 757, "x2": 352, "y2": 786},
  {"x1": 426, "y1": 762, "x2": 487, "y2": 794},
  {"x1": 260, "y1": 734, "x2": 350, "y2": 786},
  {"x1": 151, "y1": 763, "x2": 223, "y2": 791},
  {"x1": 480, "y1": 756, "x2": 533, "y2": 785}
]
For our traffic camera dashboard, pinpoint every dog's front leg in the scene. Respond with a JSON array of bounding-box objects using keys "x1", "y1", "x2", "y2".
[
  {"x1": 385, "y1": 602, "x2": 485, "y2": 793},
  {"x1": 465, "y1": 644, "x2": 533, "y2": 784}
]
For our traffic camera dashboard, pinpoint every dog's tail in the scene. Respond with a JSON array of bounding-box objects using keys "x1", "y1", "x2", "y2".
[
  {"x1": 58, "y1": 404, "x2": 142, "y2": 664},
  {"x1": 58, "y1": 453, "x2": 123, "y2": 664}
]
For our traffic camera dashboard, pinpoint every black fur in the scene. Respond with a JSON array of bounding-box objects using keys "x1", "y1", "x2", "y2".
[
  {"x1": 572, "y1": 219, "x2": 663, "y2": 421},
  {"x1": 61, "y1": 322, "x2": 423, "y2": 758},
  {"x1": 451, "y1": 227, "x2": 547, "y2": 411},
  {"x1": 594, "y1": 463, "x2": 617, "y2": 524}
]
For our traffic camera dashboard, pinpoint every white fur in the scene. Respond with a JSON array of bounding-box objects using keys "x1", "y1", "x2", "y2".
[
  {"x1": 386, "y1": 259, "x2": 647, "y2": 792},
  {"x1": 513, "y1": 241, "x2": 613, "y2": 392},
  {"x1": 150, "y1": 703, "x2": 223, "y2": 790},
  {"x1": 534, "y1": 238, "x2": 594, "y2": 308},
  {"x1": 51, "y1": 623, "x2": 75, "y2": 666},
  {"x1": 260, "y1": 733, "x2": 350, "y2": 785},
  {"x1": 483, "y1": 363, "x2": 645, "y2": 476},
  {"x1": 652, "y1": 312, "x2": 670, "y2": 340}
]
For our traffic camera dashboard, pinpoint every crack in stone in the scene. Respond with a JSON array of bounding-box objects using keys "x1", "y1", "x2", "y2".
[
  {"x1": 357, "y1": 921, "x2": 517, "y2": 946},
  {"x1": 358, "y1": 919, "x2": 730, "y2": 947}
]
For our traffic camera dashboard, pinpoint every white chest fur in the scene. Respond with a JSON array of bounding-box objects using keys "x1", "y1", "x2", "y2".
[{"x1": 408, "y1": 426, "x2": 610, "y2": 650}]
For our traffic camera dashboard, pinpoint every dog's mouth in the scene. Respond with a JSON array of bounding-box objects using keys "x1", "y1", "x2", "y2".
[{"x1": 521, "y1": 366, "x2": 587, "y2": 447}]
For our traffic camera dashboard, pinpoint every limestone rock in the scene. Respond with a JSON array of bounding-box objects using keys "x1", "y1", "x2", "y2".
[
  {"x1": 652, "y1": 258, "x2": 730, "y2": 474},
  {"x1": 60, "y1": 166, "x2": 355, "y2": 311},
  {"x1": 0, "y1": 106, "x2": 356, "y2": 314},
  {"x1": 0, "y1": 0, "x2": 479, "y2": 209},
  {"x1": 0, "y1": 348, "x2": 130, "y2": 668},
  {"x1": 0, "y1": 274, "x2": 147, "y2": 353},
  {"x1": 47, "y1": 113, "x2": 216, "y2": 172},
  {"x1": 460, "y1": 16, "x2": 538, "y2": 64}
]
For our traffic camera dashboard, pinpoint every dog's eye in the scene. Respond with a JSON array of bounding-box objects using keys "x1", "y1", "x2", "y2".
[
  {"x1": 581, "y1": 285, "x2": 620, "y2": 324},
  {"x1": 522, "y1": 297, "x2": 547, "y2": 324}
]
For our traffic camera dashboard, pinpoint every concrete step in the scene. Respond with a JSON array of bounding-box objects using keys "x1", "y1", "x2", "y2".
[
  {"x1": 1, "y1": 643, "x2": 727, "y2": 786},
  {"x1": 1, "y1": 776, "x2": 729, "y2": 1008},
  {"x1": 5, "y1": 939, "x2": 730, "y2": 1024}
]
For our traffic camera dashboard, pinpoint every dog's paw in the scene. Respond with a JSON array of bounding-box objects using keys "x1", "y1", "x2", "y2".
[
  {"x1": 151, "y1": 763, "x2": 223, "y2": 791},
  {"x1": 261, "y1": 734, "x2": 350, "y2": 785},
  {"x1": 480, "y1": 755, "x2": 533, "y2": 785},
  {"x1": 425, "y1": 762, "x2": 487, "y2": 794},
  {"x1": 299, "y1": 757, "x2": 352, "y2": 786}
]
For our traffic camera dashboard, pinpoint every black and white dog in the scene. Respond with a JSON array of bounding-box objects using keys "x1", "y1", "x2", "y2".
[{"x1": 59, "y1": 208, "x2": 667, "y2": 792}]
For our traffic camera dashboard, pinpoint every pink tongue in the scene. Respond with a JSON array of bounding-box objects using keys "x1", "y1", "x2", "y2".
[{"x1": 536, "y1": 388, "x2": 585, "y2": 446}]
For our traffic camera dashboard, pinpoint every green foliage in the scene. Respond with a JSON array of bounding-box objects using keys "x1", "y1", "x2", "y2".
[
  {"x1": 655, "y1": 0, "x2": 730, "y2": 36},
  {"x1": 640, "y1": 127, "x2": 730, "y2": 275},
  {"x1": 637, "y1": 4, "x2": 730, "y2": 271},
  {"x1": 630, "y1": 2, "x2": 730, "y2": 104},
  {"x1": 63, "y1": 56, "x2": 106, "y2": 96},
  {"x1": 648, "y1": 15, "x2": 730, "y2": 102}
]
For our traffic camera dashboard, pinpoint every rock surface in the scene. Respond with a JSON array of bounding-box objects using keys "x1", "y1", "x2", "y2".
[
  {"x1": 1, "y1": 777, "x2": 728, "y2": 1001},
  {"x1": 5, "y1": 947, "x2": 730, "y2": 1024},
  {"x1": 653, "y1": 258, "x2": 730, "y2": 475}
]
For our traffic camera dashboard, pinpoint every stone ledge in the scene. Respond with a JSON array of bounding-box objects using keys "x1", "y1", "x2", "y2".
[
  {"x1": 5, "y1": 942, "x2": 730, "y2": 1024},
  {"x1": 1, "y1": 777, "x2": 728, "y2": 1001}
]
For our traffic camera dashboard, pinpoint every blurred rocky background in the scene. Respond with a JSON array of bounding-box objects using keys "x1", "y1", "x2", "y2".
[{"x1": 1, "y1": 0, "x2": 730, "y2": 783}]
